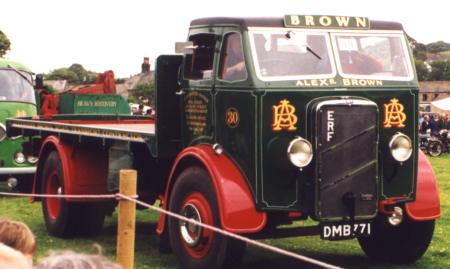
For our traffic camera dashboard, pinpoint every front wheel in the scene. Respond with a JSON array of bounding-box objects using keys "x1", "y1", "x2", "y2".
[
  {"x1": 358, "y1": 213, "x2": 435, "y2": 264},
  {"x1": 427, "y1": 141, "x2": 443, "y2": 157},
  {"x1": 168, "y1": 167, "x2": 246, "y2": 269},
  {"x1": 41, "y1": 151, "x2": 106, "y2": 238}
]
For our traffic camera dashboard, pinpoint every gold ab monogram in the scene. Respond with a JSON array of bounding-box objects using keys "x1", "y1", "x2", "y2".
[
  {"x1": 272, "y1": 99, "x2": 298, "y2": 131},
  {"x1": 384, "y1": 98, "x2": 406, "y2": 128}
]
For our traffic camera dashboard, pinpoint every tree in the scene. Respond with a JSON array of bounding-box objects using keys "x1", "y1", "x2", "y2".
[
  {"x1": 0, "y1": 30, "x2": 11, "y2": 57},
  {"x1": 46, "y1": 68, "x2": 78, "y2": 83},
  {"x1": 128, "y1": 81, "x2": 155, "y2": 107},
  {"x1": 46, "y1": 64, "x2": 97, "y2": 84},
  {"x1": 414, "y1": 60, "x2": 429, "y2": 81},
  {"x1": 428, "y1": 60, "x2": 450, "y2": 81},
  {"x1": 68, "y1": 63, "x2": 96, "y2": 84},
  {"x1": 426, "y1": 41, "x2": 450, "y2": 54}
]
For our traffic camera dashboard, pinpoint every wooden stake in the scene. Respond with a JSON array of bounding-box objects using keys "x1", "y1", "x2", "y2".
[{"x1": 116, "y1": 169, "x2": 137, "y2": 269}]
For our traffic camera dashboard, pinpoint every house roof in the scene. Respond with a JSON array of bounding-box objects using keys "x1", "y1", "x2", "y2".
[
  {"x1": 125, "y1": 71, "x2": 154, "y2": 90},
  {"x1": 419, "y1": 81, "x2": 450, "y2": 93}
]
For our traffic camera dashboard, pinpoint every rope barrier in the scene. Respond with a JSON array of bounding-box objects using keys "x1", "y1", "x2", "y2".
[
  {"x1": 116, "y1": 194, "x2": 344, "y2": 269},
  {"x1": 0, "y1": 191, "x2": 118, "y2": 200},
  {"x1": 0, "y1": 191, "x2": 344, "y2": 269}
]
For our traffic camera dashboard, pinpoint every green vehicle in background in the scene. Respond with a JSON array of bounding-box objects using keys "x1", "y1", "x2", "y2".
[{"x1": 0, "y1": 58, "x2": 38, "y2": 191}]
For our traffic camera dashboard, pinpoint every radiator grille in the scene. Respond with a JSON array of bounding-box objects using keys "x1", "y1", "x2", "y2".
[{"x1": 316, "y1": 100, "x2": 378, "y2": 220}]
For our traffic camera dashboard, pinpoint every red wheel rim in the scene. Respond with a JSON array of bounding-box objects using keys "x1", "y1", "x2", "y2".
[
  {"x1": 179, "y1": 192, "x2": 214, "y2": 259},
  {"x1": 45, "y1": 171, "x2": 61, "y2": 220}
]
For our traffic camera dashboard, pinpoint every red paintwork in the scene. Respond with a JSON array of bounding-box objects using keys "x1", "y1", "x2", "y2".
[
  {"x1": 36, "y1": 136, "x2": 109, "y2": 201},
  {"x1": 378, "y1": 195, "x2": 407, "y2": 214},
  {"x1": 157, "y1": 145, "x2": 267, "y2": 234},
  {"x1": 40, "y1": 93, "x2": 59, "y2": 116},
  {"x1": 405, "y1": 150, "x2": 441, "y2": 221},
  {"x1": 68, "y1": 70, "x2": 116, "y2": 95},
  {"x1": 39, "y1": 71, "x2": 116, "y2": 116},
  {"x1": 181, "y1": 192, "x2": 213, "y2": 258},
  {"x1": 45, "y1": 170, "x2": 61, "y2": 219}
]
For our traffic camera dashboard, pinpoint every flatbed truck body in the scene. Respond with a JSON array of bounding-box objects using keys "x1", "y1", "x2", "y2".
[{"x1": 6, "y1": 15, "x2": 440, "y2": 269}]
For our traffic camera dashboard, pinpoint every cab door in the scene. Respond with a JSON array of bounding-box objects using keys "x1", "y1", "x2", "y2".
[{"x1": 180, "y1": 32, "x2": 221, "y2": 147}]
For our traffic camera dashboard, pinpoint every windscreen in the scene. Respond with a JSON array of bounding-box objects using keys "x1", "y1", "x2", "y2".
[
  {"x1": 250, "y1": 30, "x2": 335, "y2": 81},
  {"x1": 332, "y1": 33, "x2": 413, "y2": 80},
  {"x1": 0, "y1": 69, "x2": 35, "y2": 104}
]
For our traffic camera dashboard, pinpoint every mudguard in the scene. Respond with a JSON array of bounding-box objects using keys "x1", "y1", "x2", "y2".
[
  {"x1": 405, "y1": 150, "x2": 441, "y2": 221},
  {"x1": 157, "y1": 145, "x2": 267, "y2": 234},
  {"x1": 33, "y1": 136, "x2": 108, "y2": 201}
]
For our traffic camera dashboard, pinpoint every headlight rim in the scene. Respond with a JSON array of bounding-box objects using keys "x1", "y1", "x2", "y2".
[
  {"x1": 389, "y1": 132, "x2": 413, "y2": 162},
  {"x1": 14, "y1": 152, "x2": 26, "y2": 164},
  {"x1": 287, "y1": 136, "x2": 314, "y2": 168}
]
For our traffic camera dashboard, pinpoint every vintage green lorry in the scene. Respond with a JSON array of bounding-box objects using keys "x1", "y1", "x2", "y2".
[
  {"x1": 7, "y1": 15, "x2": 440, "y2": 269},
  {"x1": 0, "y1": 58, "x2": 38, "y2": 191}
]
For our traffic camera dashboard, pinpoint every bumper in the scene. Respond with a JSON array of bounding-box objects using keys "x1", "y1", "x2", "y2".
[{"x1": 0, "y1": 166, "x2": 36, "y2": 175}]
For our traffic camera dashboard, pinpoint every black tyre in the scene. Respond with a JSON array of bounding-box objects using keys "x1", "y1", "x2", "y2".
[
  {"x1": 427, "y1": 141, "x2": 443, "y2": 157},
  {"x1": 168, "y1": 167, "x2": 246, "y2": 269},
  {"x1": 358, "y1": 213, "x2": 435, "y2": 264},
  {"x1": 41, "y1": 151, "x2": 106, "y2": 238}
]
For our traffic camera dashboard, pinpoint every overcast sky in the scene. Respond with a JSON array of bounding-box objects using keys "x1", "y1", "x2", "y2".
[{"x1": 1, "y1": 0, "x2": 449, "y2": 78}]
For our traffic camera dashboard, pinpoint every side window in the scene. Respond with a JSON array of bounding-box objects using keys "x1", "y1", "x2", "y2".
[
  {"x1": 184, "y1": 33, "x2": 217, "y2": 80},
  {"x1": 219, "y1": 32, "x2": 247, "y2": 81}
]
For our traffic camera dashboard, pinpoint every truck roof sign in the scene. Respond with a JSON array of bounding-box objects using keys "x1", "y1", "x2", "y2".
[{"x1": 284, "y1": 15, "x2": 370, "y2": 29}]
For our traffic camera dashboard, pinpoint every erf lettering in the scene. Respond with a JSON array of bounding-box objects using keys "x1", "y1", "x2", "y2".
[{"x1": 327, "y1": 110, "x2": 335, "y2": 142}]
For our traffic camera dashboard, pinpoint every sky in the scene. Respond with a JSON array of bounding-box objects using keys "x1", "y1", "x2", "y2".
[{"x1": 1, "y1": 0, "x2": 449, "y2": 78}]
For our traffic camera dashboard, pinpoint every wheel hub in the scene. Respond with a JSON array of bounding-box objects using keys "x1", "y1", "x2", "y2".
[{"x1": 179, "y1": 203, "x2": 203, "y2": 247}]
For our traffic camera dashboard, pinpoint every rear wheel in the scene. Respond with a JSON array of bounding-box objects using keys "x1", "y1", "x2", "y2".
[
  {"x1": 41, "y1": 151, "x2": 106, "y2": 238},
  {"x1": 358, "y1": 213, "x2": 435, "y2": 264},
  {"x1": 168, "y1": 167, "x2": 246, "y2": 269}
]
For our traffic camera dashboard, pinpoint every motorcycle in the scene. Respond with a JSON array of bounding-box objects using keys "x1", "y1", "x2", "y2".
[{"x1": 426, "y1": 129, "x2": 449, "y2": 157}]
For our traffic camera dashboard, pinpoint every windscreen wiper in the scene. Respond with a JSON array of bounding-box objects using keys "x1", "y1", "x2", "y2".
[
  {"x1": 306, "y1": 47, "x2": 322, "y2": 60},
  {"x1": 285, "y1": 31, "x2": 322, "y2": 60}
]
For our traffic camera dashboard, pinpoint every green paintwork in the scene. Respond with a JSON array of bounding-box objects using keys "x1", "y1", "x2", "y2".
[
  {"x1": 58, "y1": 93, "x2": 131, "y2": 115},
  {"x1": 0, "y1": 58, "x2": 32, "y2": 73},
  {"x1": 181, "y1": 18, "x2": 419, "y2": 218},
  {"x1": 0, "y1": 102, "x2": 37, "y2": 174}
]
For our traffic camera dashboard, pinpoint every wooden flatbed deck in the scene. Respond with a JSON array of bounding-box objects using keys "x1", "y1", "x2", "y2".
[{"x1": 7, "y1": 118, "x2": 155, "y2": 143}]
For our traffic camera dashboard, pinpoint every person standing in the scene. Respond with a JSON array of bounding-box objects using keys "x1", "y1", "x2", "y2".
[{"x1": 420, "y1": 114, "x2": 431, "y2": 134}]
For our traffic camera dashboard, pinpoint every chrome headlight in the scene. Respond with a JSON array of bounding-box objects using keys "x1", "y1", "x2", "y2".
[
  {"x1": 0, "y1": 123, "x2": 6, "y2": 142},
  {"x1": 27, "y1": 156, "x2": 39, "y2": 164},
  {"x1": 389, "y1": 132, "x2": 412, "y2": 162},
  {"x1": 287, "y1": 137, "x2": 313, "y2": 168},
  {"x1": 15, "y1": 152, "x2": 26, "y2": 164}
]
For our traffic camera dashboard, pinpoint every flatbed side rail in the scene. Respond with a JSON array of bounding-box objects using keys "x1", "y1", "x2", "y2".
[{"x1": 6, "y1": 118, "x2": 154, "y2": 143}]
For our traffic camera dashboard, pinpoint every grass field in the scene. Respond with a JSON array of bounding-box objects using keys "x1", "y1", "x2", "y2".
[{"x1": 0, "y1": 155, "x2": 449, "y2": 269}]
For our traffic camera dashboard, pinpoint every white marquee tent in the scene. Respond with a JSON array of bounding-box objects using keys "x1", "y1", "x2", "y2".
[{"x1": 431, "y1": 97, "x2": 450, "y2": 113}]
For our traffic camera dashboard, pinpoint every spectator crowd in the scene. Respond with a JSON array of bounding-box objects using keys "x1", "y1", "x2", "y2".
[
  {"x1": 419, "y1": 112, "x2": 449, "y2": 134},
  {"x1": 0, "y1": 218, "x2": 122, "y2": 269}
]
